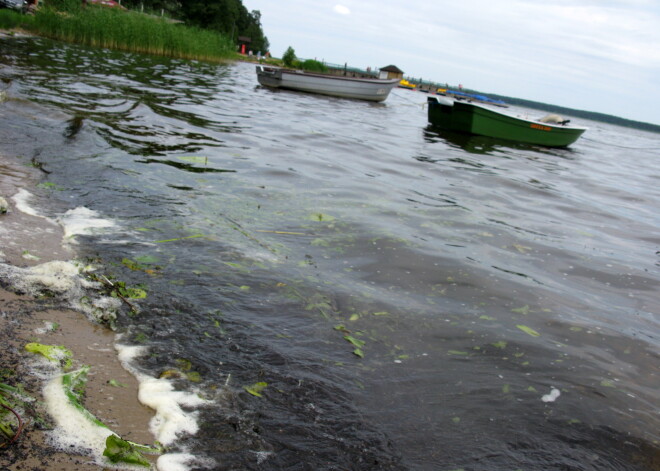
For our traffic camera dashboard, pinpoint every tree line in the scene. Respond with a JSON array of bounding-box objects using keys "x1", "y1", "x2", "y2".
[{"x1": 112, "y1": 0, "x2": 269, "y2": 54}]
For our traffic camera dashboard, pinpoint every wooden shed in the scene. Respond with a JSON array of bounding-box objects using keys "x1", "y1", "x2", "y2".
[
  {"x1": 237, "y1": 36, "x2": 252, "y2": 55},
  {"x1": 379, "y1": 65, "x2": 404, "y2": 80}
]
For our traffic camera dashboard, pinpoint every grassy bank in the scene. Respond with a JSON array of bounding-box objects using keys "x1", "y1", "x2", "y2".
[{"x1": 0, "y1": 7, "x2": 235, "y2": 63}]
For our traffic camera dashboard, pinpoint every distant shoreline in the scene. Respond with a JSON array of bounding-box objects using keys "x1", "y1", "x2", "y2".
[{"x1": 3, "y1": 27, "x2": 658, "y2": 131}]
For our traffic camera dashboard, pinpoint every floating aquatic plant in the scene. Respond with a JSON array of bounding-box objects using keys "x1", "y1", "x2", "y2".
[
  {"x1": 24, "y1": 343, "x2": 73, "y2": 369},
  {"x1": 516, "y1": 324, "x2": 540, "y2": 337},
  {"x1": 103, "y1": 434, "x2": 152, "y2": 467},
  {"x1": 244, "y1": 382, "x2": 268, "y2": 397}
]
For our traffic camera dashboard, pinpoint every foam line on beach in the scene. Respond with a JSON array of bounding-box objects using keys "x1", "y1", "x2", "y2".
[{"x1": 116, "y1": 342, "x2": 215, "y2": 470}]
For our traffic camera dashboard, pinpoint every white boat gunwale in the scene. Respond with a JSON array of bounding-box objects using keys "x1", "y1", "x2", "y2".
[{"x1": 257, "y1": 65, "x2": 400, "y2": 85}]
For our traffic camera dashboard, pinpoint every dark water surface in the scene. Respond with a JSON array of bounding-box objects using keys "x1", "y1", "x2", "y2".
[{"x1": 1, "y1": 38, "x2": 659, "y2": 470}]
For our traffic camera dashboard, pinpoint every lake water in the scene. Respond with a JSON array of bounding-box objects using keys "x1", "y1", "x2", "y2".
[{"x1": 1, "y1": 37, "x2": 659, "y2": 470}]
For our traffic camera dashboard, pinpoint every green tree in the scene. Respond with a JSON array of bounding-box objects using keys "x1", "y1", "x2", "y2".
[{"x1": 282, "y1": 46, "x2": 296, "y2": 67}]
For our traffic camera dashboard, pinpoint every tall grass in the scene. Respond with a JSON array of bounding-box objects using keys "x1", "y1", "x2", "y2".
[
  {"x1": 0, "y1": 9, "x2": 34, "y2": 30},
  {"x1": 2, "y1": 6, "x2": 235, "y2": 63}
]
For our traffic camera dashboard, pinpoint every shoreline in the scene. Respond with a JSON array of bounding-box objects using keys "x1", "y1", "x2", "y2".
[{"x1": 0, "y1": 153, "x2": 155, "y2": 469}]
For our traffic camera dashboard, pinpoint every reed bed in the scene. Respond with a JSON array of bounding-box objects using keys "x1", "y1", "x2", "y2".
[
  {"x1": 4, "y1": 7, "x2": 234, "y2": 63},
  {"x1": 0, "y1": 9, "x2": 34, "y2": 30}
]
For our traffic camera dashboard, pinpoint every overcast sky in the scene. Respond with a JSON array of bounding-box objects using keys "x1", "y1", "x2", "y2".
[{"x1": 244, "y1": 0, "x2": 660, "y2": 125}]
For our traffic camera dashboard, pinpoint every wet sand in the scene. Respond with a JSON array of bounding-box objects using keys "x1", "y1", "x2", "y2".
[{"x1": 0, "y1": 154, "x2": 155, "y2": 469}]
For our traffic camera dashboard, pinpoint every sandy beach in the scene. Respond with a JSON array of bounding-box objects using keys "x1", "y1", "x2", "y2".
[{"x1": 0, "y1": 154, "x2": 156, "y2": 470}]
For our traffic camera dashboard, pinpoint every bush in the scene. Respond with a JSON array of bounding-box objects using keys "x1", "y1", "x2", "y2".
[
  {"x1": 282, "y1": 46, "x2": 296, "y2": 67},
  {"x1": 301, "y1": 59, "x2": 327, "y2": 73}
]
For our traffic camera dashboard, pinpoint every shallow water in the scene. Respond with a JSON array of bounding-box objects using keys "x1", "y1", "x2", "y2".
[{"x1": 1, "y1": 37, "x2": 659, "y2": 470}]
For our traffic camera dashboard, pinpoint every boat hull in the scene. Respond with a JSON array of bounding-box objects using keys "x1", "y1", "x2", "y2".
[
  {"x1": 256, "y1": 66, "x2": 399, "y2": 102},
  {"x1": 427, "y1": 96, "x2": 586, "y2": 147}
]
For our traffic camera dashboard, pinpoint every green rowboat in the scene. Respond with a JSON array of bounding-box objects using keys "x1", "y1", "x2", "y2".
[{"x1": 427, "y1": 96, "x2": 587, "y2": 147}]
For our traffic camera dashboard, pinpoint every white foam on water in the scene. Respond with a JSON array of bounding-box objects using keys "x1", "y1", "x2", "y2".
[
  {"x1": 0, "y1": 260, "x2": 86, "y2": 294},
  {"x1": 154, "y1": 451, "x2": 215, "y2": 471},
  {"x1": 39, "y1": 366, "x2": 156, "y2": 470},
  {"x1": 156, "y1": 453, "x2": 199, "y2": 471},
  {"x1": 43, "y1": 373, "x2": 115, "y2": 457},
  {"x1": 34, "y1": 320, "x2": 58, "y2": 334},
  {"x1": 57, "y1": 206, "x2": 118, "y2": 242},
  {"x1": 0, "y1": 260, "x2": 121, "y2": 325},
  {"x1": 138, "y1": 377, "x2": 207, "y2": 445},
  {"x1": 115, "y1": 342, "x2": 212, "y2": 470},
  {"x1": 542, "y1": 387, "x2": 561, "y2": 403},
  {"x1": 11, "y1": 188, "x2": 45, "y2": 218}
]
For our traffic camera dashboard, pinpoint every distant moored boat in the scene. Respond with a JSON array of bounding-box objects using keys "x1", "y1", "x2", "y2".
[
  {"x1": 256, "y1": 66, "x2": 400, "y2": 102},
  {"x1": 427, "y1": 96, "x2": 587, "y2": 147}
]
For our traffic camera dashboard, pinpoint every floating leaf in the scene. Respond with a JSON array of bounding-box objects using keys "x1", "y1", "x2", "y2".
[
  {"x1": 175, "y1": 359, "x2": 192, "y2": 371},
  {"x1": 22, "y1": 250, "x2": 40, "y2": 261},
  {"x1": 512, "y1": 305, "x2": 530, "y2": 315},
  {"x1": 516, "y1": 325, "x2": 540, "y2": 337},
  {"x1": 25, "y1": 343, "x2": 73, "y2": 369},
  {"x1": 600, "y1": 380, "x2": 616, "y2": 388},
  {"x1": 159, "y1": 369, "x2": 183, "y2": 380},
  {"x1": 502, "y1": 384, "x2": 511, "y2": 394},
  {"x1": 334, "y1": 324, "x2": 349, "y2": 334},
  {"x1": 61, "y1": 366, "x2": 108, "y2": 428},
  {"x1": 492, "y1": 341, "x2": 507, "y2": 349},
  {"x1": 123, "y1": 287, "x2": 147, "y2": 299},
  {"x1": 343, "y1": 335, "x2": 365, "y2": 348},
  {"x1": 452, "y1": 417, "x2": 461, "y2": 424},
  {"x1": 186, "y1": 372, "x2": 201, "y2": 383},
  {"x1": 108, "y1": 379, "x2": 127, "y2": 388},
  {"x1": 121, "y1": 258, "x2": 143, "y2": 271},
  {"x1": 135, "y1": 255, "x2": 160, "y2": 264},
  {"x1": 349, "y1": 314, "x2": 360, "y2": 321},
  {"x1": 479, "y1": 315, "x2": 496, "y2": 321},
  {"x1": 244, "y1": 382, "x2": 268, "y2": 397},
  {"x1": 103, "y1": 434, "x2": 151, "y2": 467},
  {"x1": 352, "y1": 348, "x2": 364, "y2": 358}
]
